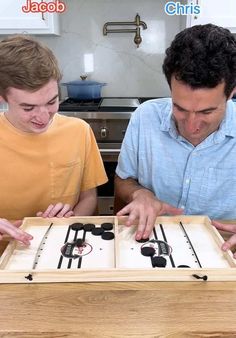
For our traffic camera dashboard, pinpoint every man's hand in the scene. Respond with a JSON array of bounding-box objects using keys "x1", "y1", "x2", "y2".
[
  {"x1": 212, "y1": 220, "x2": 236, "y2": 258},
  {"x1": 36, "y1": 203, "x2": 74, "y2": 218},
  {"x1": 117, "y1": 188, "x2": 183, "y2": 240},
  {"x1": 0, "y1": 219, "x2": 33, "y2": 245}
]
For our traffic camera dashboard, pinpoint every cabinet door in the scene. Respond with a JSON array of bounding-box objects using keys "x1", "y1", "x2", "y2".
[
  {"x1": 186, "y1": 0, "x2": 236, "y2": 33},
  {"x1": 0, "y1": 0, "x2": 59, "y2": 35}
]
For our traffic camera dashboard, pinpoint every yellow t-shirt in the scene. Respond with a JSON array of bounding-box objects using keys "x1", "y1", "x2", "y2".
[{"x1": 0, "y1": 113, "x2": 107, "y2": 220}]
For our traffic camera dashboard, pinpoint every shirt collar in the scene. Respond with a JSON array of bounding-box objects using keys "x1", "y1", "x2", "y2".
[{"x1": 220, "y1": 100, "x2": 236, "y2": 138}]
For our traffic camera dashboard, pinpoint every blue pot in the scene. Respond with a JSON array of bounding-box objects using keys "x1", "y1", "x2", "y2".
[{"x1": 62, "y1": 79, "x2": 106, "y2": 100}]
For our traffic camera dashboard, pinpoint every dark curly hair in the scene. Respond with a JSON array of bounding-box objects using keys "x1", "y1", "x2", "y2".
[{"x1": 163, "y1": 24, "x2": 236, "y2": 98}]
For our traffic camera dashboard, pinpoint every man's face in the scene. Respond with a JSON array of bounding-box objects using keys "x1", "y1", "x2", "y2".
[
  {"x1": 171, "y1": 77, "x2": 232, "y2": 146},
  {"x1": 2, "y1": 79, "x2": 59, "y2": 134}
]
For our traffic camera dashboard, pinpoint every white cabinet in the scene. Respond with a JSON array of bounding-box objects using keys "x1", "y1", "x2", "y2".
[
  {"x1": 186, "y1": 0, "x2": 236, "y2": 33},
  {"x1": 0, "y1": 0, "x2": 60, "y2": 35}
]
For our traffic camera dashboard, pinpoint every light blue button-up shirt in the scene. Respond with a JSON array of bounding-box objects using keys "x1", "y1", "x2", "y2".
[{"x1": 116, "y1": 98, "x2": 236, "y2": 219}]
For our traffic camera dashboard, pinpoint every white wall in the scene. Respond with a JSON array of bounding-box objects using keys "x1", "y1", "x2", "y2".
[{"x1": 31, "y1": 1, "x2": 182, "y2": 97}]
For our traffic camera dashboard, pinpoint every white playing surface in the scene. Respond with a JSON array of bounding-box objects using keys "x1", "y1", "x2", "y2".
[
  {"x1": 2, "y1": 220, "x2": 231, "y2": 271},
  {"x1": 118, "y1": 222, "x2": 230, "y2": 269},
  {"x1": 4, "y1": 222, "x2": 115, "y2": 270}
]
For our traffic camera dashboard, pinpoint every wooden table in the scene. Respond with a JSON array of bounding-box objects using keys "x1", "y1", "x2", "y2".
[
  {"x1": 0, "y1": 233, "x2": 236, "y2": 337},
  {"x1": 0, "y1": 280, "x2": 236, "y2": 337}
]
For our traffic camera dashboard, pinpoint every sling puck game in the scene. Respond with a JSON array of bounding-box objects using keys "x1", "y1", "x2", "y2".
[{"x1": 0, "y1": 215, "x2": 235, "y2": 283}]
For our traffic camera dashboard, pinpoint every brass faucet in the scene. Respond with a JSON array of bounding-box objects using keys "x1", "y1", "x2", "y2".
[{"x1": 103, "y1": 14, "x2": 147, "y2": 48}]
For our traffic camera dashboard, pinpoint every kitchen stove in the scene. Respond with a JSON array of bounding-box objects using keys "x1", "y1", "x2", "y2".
[
  {"x1": 59, "y1": 97, "x2": 102, "y2": 111},
  {"x1": 59, "y1": 97, "x2": 156, "y2": 215},
  {"x1": 59, "y1": 97, "x2": 142, "y2": 113}
]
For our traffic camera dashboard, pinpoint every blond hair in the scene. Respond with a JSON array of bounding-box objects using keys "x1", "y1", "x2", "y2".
[{"x1": 0, "y1": 35, "x2": 62, "y2": 99}]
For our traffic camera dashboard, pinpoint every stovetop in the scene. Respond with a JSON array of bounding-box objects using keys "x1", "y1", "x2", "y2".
[{"x1": 59, "y1": 97, "x2": 156, "y2": 112}]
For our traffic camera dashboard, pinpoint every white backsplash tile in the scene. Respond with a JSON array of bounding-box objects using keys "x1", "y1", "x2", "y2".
[{"x1": 29, "y1": 0, "x2": 182, "y2": 97}]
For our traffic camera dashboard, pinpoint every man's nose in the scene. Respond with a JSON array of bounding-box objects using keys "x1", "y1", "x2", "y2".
[
  {"x1": 185, "y1": 114, "x2": 200, "y2": 132},
  {"x1": 36, "y1": 106, "x2": 50, "y2": 123}
]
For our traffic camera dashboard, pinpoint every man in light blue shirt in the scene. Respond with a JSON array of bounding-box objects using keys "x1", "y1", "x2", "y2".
[{"x1": 115, "y1": 24, "x2": 236, "y2": 255}]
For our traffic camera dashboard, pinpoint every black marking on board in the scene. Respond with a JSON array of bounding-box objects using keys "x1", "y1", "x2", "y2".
[
  {"x1": 152, "y1": 228, "x2": 158, "y2": 268},
  {"x1": 147, "y1": 228, "x2": 161, "y2": 267},
  {"x1": 179, "y1": 221, "x2": 202, "y2": 268},
  {"x1": 153, "y1": 227, "x2": 158, "y2": 240},
  {"x1": 67, "y1": 228, "x2": 80, "y2": 269},
  {"x1": 77, "y1": 227, "x2": 87, "y2": 269},
  {"x1": 57, "y1": 225, "x2": 72, "y2": 269},
  {"x1": 58, "y1": 222, "x2": 115, "y2": 270},
  {"x1": 159, "y1": 224, "x2": 175, "y2": 268},
  {"x1": 25, "y1": 223, "x2": 53, "y2": 281}
]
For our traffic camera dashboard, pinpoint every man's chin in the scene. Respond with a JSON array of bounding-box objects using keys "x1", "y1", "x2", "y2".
[
  {"x1": 31, "y1": 126, "x2": 49, "y2": 134},
  {"x1": 29, "y1": 121, "x2": 51, "y2": 133},
  {"x1": 25, "y1": 124, "x2": 49, "y2": 134},
  {"x1": 186, "y1": 135, "x2": 205, "y2": 146}
]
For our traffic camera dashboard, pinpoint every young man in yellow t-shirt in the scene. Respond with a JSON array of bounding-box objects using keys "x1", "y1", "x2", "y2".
[{"x1": 0, "y1": 35, "x2": 107, "y2": 244}]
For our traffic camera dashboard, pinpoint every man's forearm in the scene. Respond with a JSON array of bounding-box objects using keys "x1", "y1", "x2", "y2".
[
  {"x1": 114, "y1": 175, "x2": 151, "y2": 204},
  {"x1": 73, "y1": 200, "x2": 97, "y2": 216},
  {"x1": 73, "y1": 189, "x2": 97, "y2": 216}
]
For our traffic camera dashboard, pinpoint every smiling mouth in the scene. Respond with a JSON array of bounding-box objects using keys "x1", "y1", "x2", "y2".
[{"x1": 31, "y1": 121, "x2": 48, "y2": 128}]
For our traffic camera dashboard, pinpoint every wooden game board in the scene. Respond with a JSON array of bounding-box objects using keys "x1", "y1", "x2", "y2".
[{"x1": 0, "y1": 215, "x2": 235, "y2": 283}]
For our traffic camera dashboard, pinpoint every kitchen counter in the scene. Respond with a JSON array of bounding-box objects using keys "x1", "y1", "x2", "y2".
[
  {"x1": 0, "y1": 237, "x2": 236, "y2": 336},
  {"x1": 59, "y1": 110, "x2": 132, "y2": 120}
]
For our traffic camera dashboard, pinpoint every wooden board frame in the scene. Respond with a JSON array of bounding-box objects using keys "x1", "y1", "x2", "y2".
[{"x1": 0, "y1": 215, "x2": 235, "y2": 283}]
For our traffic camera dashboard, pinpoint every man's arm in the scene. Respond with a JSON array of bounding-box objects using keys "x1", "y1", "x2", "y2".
[
  {"x1": 73, "y1": 188, "x2": 97, "y2": 216},
  {"x1": 115, "y1": 175, "x2": 183, "y2": 240},
  {"x1": 114, "y1": 175, "x2": 144, "y2": 204}
]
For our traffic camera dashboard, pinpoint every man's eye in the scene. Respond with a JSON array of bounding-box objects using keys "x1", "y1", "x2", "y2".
[
  {"x1": 201, "y1": 111, "x2": 212, "y2": 115},
  {"x1": 48, "y1": 101, "x2": 56, "y2": 105},
  {"x1": 174, "y1": 105, "x2": 185, "y2": 112},
  {"x1": 23, "y1": 107, "x2": 34, "y2": 112},
  {"x1": 175, "y1": 107, "x2": 185, "y2": 113}
]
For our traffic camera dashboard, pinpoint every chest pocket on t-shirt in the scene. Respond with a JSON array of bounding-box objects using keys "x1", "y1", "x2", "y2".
[
  {"x1": 50, "y1": 160, "x2": 82, "y2": 199},
  {"x1": 198, "y1": 167, "x2": 236, "y2": 211}
]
